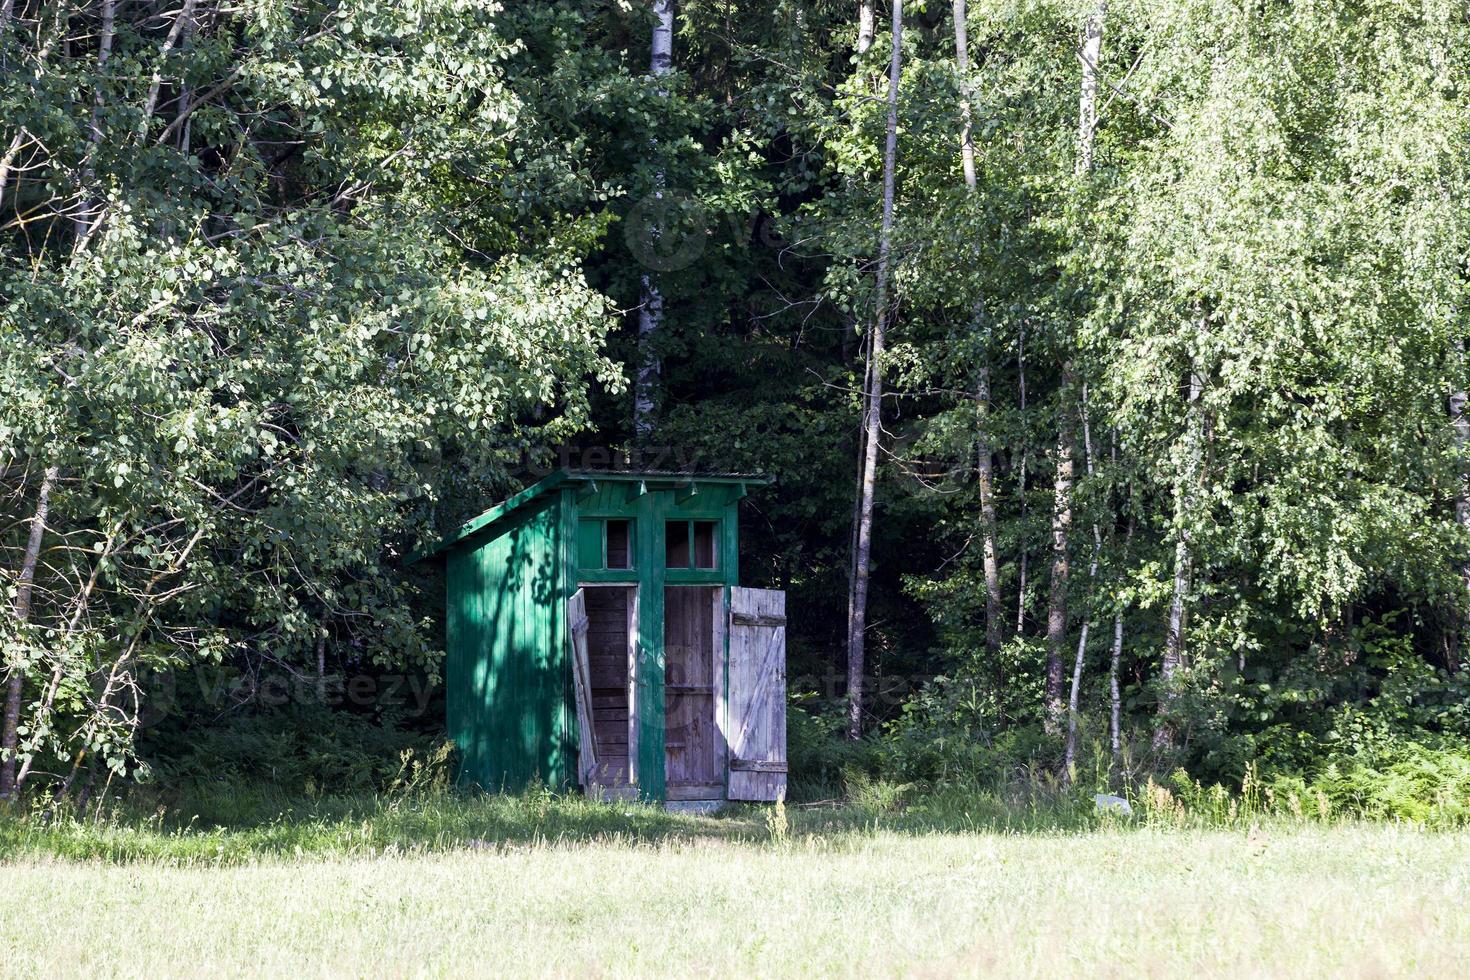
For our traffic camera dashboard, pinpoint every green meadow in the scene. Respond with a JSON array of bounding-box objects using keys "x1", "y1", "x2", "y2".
[{"x1": 3, "y1": 794, "x2": 1468, "y2": 977}]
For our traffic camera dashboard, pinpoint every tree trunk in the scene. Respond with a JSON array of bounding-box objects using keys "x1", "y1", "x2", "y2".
[
  {"x1": 138, "y1": 0, "x2": 199, "y2": 133},
  {"x1": 847, "y1": 0, "x2": 902, "y2": 741},
  {"x1": 1110, "y1": 507, "x2": 1132, "y2": 770},
  {"x1": 1109, "y1": 609, "x2": 1124, "y2": 765},
  {"x1": 1075, "y1": 2, "x2": 1106, "y2": 178},
  {"x1": 0, "y1": 130, "x2": 24, "y2": 210},
  {"x1": 847, "y1": 331, "x2": 872, "y2": 632},
  {"x1": 76, "y1": 0, "x2": 116, "y2": 247},
  {"x1": 1063, "y1": 613, "x2": 1090, "y2": 777},
  {"x1": 1156, "y1": 364, "x2": 1203, "y2": 750},
  {"x1": 1, "y1": 466, "x2": 58, "y2": 800},
  {"x1": 634, "y1": 0, "x2": 675, "y2": 443},
  {"x1": 857, "y1": 1, "x2": 875, "y2": 54},
  {"x1": 1045, "y1": 371, "x2": 1075, "y2": 733},
  {"x1": 953, "y1": 0, "x2": 1003, "y2": 653},
  {"x1": 1063, "y1": 387, "x2": 1103, "y2": 779},
  {"x1": 1049, "y1": 0, "x2": 1106, "y2": 735},
  {"x1": 1451, "y1": 350, "x2": 1470, "y2": 660},
  {"x1": 1016, "y1": 320, "x2": 1029, "y2": 634}
]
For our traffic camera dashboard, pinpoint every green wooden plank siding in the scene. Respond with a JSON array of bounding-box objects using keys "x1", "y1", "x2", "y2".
[
  {"x1": 445, "y1": 496, "x2": 573, "y2": 792},
  {"x1": 576, "y1": 518, "x2": 604, "y2": 570},
  {"x1": 634, "y1": 490, "x2": 666, "y2": 801}
]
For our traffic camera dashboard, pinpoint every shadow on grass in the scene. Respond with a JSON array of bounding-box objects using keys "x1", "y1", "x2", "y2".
[{"x1": 0, "y1": 780, "x2": 1105, "y2": 866}]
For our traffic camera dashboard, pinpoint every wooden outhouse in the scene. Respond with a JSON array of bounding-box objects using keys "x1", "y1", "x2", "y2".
[{"x1": 415, "y1": 469, "x2": 786, "y2": 804}]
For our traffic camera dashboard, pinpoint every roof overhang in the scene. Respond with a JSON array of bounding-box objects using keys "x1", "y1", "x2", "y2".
[{"x1": 408, "y1": 469, "x2": 771, "y2": 563}]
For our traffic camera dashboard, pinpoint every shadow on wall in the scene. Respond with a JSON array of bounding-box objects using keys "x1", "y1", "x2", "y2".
[{"x1": 473, "y1": 499, "x2": 568, "y2": 791}]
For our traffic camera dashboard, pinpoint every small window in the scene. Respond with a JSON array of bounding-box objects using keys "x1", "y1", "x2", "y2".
[
  {"x1": 605, "y1": 519, "x2": 631, "y2": 569},
  {"x1": 693, "y1": 521, "x2": 718, "y2": 569},
  {"x1": 665, "y1": 521, "x2": 690, "y2": 568}
]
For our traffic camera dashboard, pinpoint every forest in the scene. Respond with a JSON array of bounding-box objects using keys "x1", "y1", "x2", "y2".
[{"x1": 2, "y1": 0, "x2": 1470, "y2": 826}]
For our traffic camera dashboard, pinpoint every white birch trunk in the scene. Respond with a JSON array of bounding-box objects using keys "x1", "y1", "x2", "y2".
[
  {"x1": 953, "y1": 0, "x2": 1003, "y2": 652},
  {"x1": 634, "y1": 0, "x2": 675, "y2": 442},
  {"x1": 76, "y1": 0, "x2": 116, "y2": 247},
  {"x1": 1109, "y1": 609, "x2": 1124, "y2": 763},
  {"x1": 1075, "y1": 2, "x2": 1106, "y2": 178},
  {"x1": 1045, "y1": 373, "x2": 1075, "y2": 733},
  {"x1": 1049, "y1": 0, "x2": 1106, "y2": 734},
  {"x1": 1157, "y1": 363, "x2": 1203, "y2": 749},
  {"x1": 1016, "y1": 322, "x2": 1029, "y2": 633},
  {"x1": 1, "y1": 466, "x2": 58, "y2": 799},
  {"x1": 857, "y1": 1, "x2": 875, "y2": 54},
  {"x1": 1063, "y1": 387, "x2": 1103, "y2": 779},
  {"x1": 1452, "y1": 352, "x2": 1470, "y2": 652},
  {"x1": 138, "y1": 0, "x2": 199, "y2": 134}
]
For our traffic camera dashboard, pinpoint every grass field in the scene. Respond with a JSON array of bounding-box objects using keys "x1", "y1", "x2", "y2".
[{"x1": 3, "y1": 795, "x2": 1469, "y2": 977}]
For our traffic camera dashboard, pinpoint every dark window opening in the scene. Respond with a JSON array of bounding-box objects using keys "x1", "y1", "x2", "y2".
[
  {"x1": 693, "y1": 521, "x2": 718, "y2": 569},
  {"x1": 665, "y1": 520, "x2": 690, "y2": 568},
  {"x1": 605, "y1": 519, "x2": 631, "y2": 569}
]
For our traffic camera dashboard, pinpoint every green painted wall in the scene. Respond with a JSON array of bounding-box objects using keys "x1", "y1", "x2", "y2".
[{"x1": 445, "y1": 495, "x2": 573, "y2": 792}]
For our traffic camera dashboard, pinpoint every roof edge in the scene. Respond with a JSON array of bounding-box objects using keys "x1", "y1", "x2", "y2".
[{"x1": 408, "y1": 468, "x2": 772, "y2": 563}]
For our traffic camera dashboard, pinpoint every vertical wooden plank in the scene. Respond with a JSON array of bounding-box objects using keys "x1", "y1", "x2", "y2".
[
  {"x1": 634, "y1": 491, "x2": 665, "y2": 800},
  {"x1": 726, "y1": 587, "x2": 787, "y2": 801},
  {"x1": 568, "y1": 589, "x2": 597, "y2": 786},
  {"x1": 551, "y1": 491, "x2": 570, "y2": 784},
  {"x1": 712, "y1": 586, "x2": 729, "y2": 791},
  {"x1": 445, "y1": 545, "x2": 477, "y2": 785},
  {"x1": 723, "y1": 492, "x2": 741, "y2": 589},
  {"x1": 562, "y1": 489, "x2": 579, "y2": 780}
]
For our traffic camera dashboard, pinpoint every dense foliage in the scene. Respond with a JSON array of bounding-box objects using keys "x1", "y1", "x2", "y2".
[{"x1": 3, "y1": 0, "x2": 1468, "y2": 813}]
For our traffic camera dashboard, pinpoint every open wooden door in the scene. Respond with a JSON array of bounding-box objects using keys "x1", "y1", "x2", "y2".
[
  {"x1": 725, "y1": 587, "x2": 787, "y2": 801},
  {"x1": 567, "y1": 588, "x2": 598, "y2": 787}
]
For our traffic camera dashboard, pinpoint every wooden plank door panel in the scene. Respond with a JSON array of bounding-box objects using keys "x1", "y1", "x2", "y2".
[
  {"x1": 664, "y1": 586, "x2": 719, "y2": 792},
  {"x1": 568, "y1": 589, "x2": 597, "y2": 787},
  {"x1": 725, "y1": 587, "x2": 787, "y2": 801}
]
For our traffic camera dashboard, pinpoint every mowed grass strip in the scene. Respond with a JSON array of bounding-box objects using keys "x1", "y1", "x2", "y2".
[{"x1": 4, "y1": 825, "x2": 1468, "y2": 977}]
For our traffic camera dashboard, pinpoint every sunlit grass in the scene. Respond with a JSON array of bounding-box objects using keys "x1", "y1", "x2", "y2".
[
  {"x1": 3, "y1": 784, "x2": 1470, "y2": 976},
  {"x1": 3, "y1": 812, "x2": 1466, "y2": 977}
]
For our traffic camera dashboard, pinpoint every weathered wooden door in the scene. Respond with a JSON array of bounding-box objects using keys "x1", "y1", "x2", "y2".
[
  {"x1": 725, "y1": 587, "x2": 787, "y2": 801},
  {"x1": 663, "y1": 586, "x2": 723, "y2": 799},
  {"x1": 567, "y1": 589, "x2": 597, "y2": 787}
]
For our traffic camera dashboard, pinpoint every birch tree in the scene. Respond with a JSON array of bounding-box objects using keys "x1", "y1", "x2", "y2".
[
  {"x1": 952, "y1": 0, "x2": 1003, "y2": 654},
  {"x1": 1451, "y1": 366, "x2": 1470, "y2": 648},
  {"x1": 634, "y1": 0, "x2": 676, "y2": 442},
  {"x1": 1063, "y1": 390, "x2": 1103, "y2": 779},
  {"x1": 0, "y1": 467, "x2": 55, "y2": 799},
  {"x1": 1156, "y1": 361, "x2": 1202, "y2": 750},
  {"x1": 1046, "y1": 0, "x2": 1105, "y2": 735}
]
